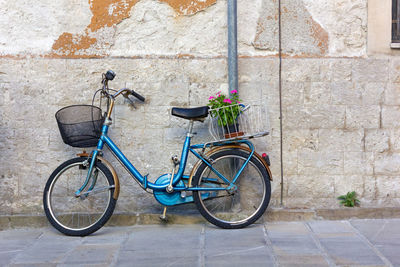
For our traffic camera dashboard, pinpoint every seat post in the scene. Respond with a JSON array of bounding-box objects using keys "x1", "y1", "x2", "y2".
[{"x1": 187, "y1": 120, "x2": 194, "y2": 136}]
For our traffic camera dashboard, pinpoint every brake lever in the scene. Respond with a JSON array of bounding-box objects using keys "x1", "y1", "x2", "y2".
[{"x1": 122, "y1": 91, "x2": 136, "y2": 109}]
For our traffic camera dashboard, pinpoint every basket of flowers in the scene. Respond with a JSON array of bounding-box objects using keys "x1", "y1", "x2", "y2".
[{"x1": 208, "y1": 90, "x2": 270, "y2": 141}]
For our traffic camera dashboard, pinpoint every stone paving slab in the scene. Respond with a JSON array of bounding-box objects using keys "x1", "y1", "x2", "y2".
[
  {"x1": 1, "y1": 219, "x2": 400, "y2": 266},
  {"x1": 351, "y1": 219, "x2": 400, "y2": 266}
]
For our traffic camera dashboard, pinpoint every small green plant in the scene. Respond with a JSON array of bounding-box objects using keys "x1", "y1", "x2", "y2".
[{"x1": 337, "y1": 191, "x2": 360, "y2": 207}]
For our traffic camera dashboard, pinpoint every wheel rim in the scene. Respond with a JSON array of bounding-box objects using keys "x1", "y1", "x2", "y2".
[
  {"x1": 47, "y1": 162, "x2": 112, "y2": 232},
  {"x1": 197, "y1": 155, "x2": 266, "y2": 225}
]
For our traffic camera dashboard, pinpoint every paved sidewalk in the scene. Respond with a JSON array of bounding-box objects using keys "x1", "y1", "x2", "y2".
[{"x1": 1, "y1": 219, "x2": 399, "y2": 266}]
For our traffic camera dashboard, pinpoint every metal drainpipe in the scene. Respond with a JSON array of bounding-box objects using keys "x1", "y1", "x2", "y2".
[
  {"x1": 227, "y1": 0, "x2": 238, "y2": 96},
  {"x1": 278, "y1": 0, "x2": 284, "y2": 206}
]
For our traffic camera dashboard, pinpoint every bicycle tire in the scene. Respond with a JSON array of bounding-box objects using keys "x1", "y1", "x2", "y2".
[
  {"x1": 192, "y1": 149, "x2": 271, "y2": 229},
  {"x1": 43, "y1": 157, "x2": 116, "y2": 236}
]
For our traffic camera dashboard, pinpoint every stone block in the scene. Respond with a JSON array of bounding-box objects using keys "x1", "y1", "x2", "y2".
[
  {"x1": 237, "y1": 82, "x2": 263, "y2": 102},
  {"x1": 270, "y1": 175, "x2": 283, "y2": 199},
  {"x1": 363, "y1": 175, "x2": 376, "y2": 200},
  {"x1": 284, "y1": 197, "x2": 337, "y2": 209},
  {"x1": 164, "y1": 127, "x2": 188, "y2": 143},
  {"x1": 365, "y1": 129, "x2": 389, "y2": 152},
  {"x1": 283, "y1": 151, "x2": 298, "y2": 175},
  {"x1": 383, "y1": 83, "x2": 400, "y2": 106},
  {"x1": 389, "y1": 129, "x2": 400, "y2": 152},
  {"x1": 266, "y1": 104, "x2": 281, "y2": 132},
  {"x1": 0, "y1": 174, "x2": 18, "y2": 215},
  {"x1": 389, "y1": 58, "x2": 400, "y2": 83},
  {"x1": 361, "y1": 82, "x2": 385, "y2": 105},
  {"x1": 320, "y1": 59, "x2": 352, "y2": 82},
  {"x1": 184, "y1": 59, "x2": 227, "y2": 83},
  {"x1": 382, "y1": 106, "x2": 400, "y2": 128},
  {"x1": 287, "y1": 175, "x2": 335, "y2": 198},
  {"x1": 304, "y1": 82, "x2": 331, "y2": 105},
  {"x1": 318, "y1": 129, "x2": 364, "y2": 152},
  {"x1": 239, "y1": 58, "x2": 279, "y2": 82},
  {"x1": 284, "y1": 105, "x2": 345, "y2": 130},
  {"x1": 331, "y1": 81, "x2": 362, "y2": 105},
  {"x1": 261, "y1": 81, "x2": 279, "y2": 104},
  {"x1": 298, "y1": 150, "x2": 343, "y2": 175},
  {"x1": 283, "y1": 129, "x2": 318, "y2": 152},
  {"x1": 346, "y1": 105, "x2": 380, "y2": 129},
  {"x1": 144, "y1": 106, "x2": 170, "y2": 128},
  {"x1": 344, "y1": 152, "x2": 374, "y2": 175},
  {"x1": 282, "y1": 82, "x2": 305, "y2": 106},
  {"x1": 334, "y1": 175, "x2": 364, "y2": 199},
  {"x1": 376, "y1": 176, "x2": 400, "y2": 198},
  {"x1": 188, "y1": 82, "x2": 221, "y2": 106},
  {"x1": 374, "y1": 152, "x2": 400, "y2": 175},
  {"x1": 353, "y1": 59, "x2": 389, "y2": 82},
  {"x1": 282, "y1": 59, "x2": 321, "y2": 82}
]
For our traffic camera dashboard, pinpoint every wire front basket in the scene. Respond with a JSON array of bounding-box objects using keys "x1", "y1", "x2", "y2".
[
  {"x1": 208, "y1": 101, "x2": 270, "y2": 142},
  {"x1": 55, "y1": 105, "x2": 104, "y2": 148}
]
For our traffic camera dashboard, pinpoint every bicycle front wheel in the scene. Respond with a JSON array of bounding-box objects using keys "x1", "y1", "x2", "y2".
[
  {"x1": 192, "y1": 149, "x2": 271, "y2": 229},
  {"x1": 43, "y1": 157, "x2": 116, "y2": 236}
]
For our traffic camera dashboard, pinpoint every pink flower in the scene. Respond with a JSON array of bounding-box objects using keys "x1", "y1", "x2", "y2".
[
  {"x1": 230, "y1": 89, "x2": 238, "y2": 94},
  {"x1": 216, "y1": 91, "x2": 221, "y2": 97},
  {"x1": 223, "y1": 99, "x2": 232, "y2": 104},
  {"x1": 208, "y1": 96, "x2": 215, "y2": 100},
  {"x1": 236, "y1": 101, "x2": 241, "y2": 104}
]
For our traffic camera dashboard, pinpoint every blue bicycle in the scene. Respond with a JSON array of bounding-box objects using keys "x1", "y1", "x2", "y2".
[{"x1": 43, "y1": 71, "x2": 272, "y2": 236}]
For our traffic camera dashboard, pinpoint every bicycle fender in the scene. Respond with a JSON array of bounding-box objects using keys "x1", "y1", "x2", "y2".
[
  {"x1": 188, "y1": 145, "x2": 273, "y2": 187},
  {"x1": 98, "y1": 156, "x2": 120, "y2": 200},
  {"x1": 77, "y1": 152, "x2": 120, "y2": 200}
]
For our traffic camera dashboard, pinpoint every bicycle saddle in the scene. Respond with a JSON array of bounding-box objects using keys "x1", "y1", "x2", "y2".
[{"x1": 171, "y1": 106, "x2": 209, "y2": 121}]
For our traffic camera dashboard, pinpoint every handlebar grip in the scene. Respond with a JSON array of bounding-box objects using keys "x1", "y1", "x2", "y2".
[
  {"x1": 130, "y1": 90, "x2": 145, "y2": 102},
  {"x1": 105, "y1": 70, "x2": 116, "y2": 81}
]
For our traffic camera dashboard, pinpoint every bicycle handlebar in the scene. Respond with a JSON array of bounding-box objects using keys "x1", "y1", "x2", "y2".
[
  {"x1": 101, "y1": 70, "x2": 145, "y2": 102},
  {"x1": 130, "y1": 90, "x2": 145, "y2": 102},
  {"x1": 109, "y1": 88, "x2": 145, "y2": 102}
]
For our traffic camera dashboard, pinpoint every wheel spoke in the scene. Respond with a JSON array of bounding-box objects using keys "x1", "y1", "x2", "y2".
[
  {"x1": 44, "y1": 158, "x2": 116, "y2": 236},
  {"x1": 193, "y1": 149, "x2": 271, "y2": 228}
]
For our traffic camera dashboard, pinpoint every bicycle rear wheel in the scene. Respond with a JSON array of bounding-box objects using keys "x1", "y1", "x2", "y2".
[
  {"x1": 43, "y1": 157, "x2": 116, "y2": 236},
  {"x1": 192, "y1": 149, "x2": 271, "y2": 229}
]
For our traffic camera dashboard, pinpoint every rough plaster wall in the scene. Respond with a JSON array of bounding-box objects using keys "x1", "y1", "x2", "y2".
[
  {"x1": 254, "y1": 0, "x2": 329, "y2": 56},
  {"x1": 1, "y1": 0, "x2": 399, "y2": 216},
  {"x1": 303, "y1": 0, "x2": 367, "y2": 56},
  {"x1": 110, "y1": 0, "x2": 227, "y2": 57},
  {"x1": 0, "y1": 0, "x2": 92, "y2": 55},
  {"x1": 0, "y1": 0, "x2": 357, "y2": 58}
]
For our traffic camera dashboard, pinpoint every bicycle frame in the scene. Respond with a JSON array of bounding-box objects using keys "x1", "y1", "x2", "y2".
[{"x1": 74, "y1": 90, "x2": 255, "y2": 197}]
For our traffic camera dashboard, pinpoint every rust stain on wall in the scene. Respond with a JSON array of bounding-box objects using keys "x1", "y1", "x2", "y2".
[
  {"x1": 52, "y1": 33, "x2": 97, "y2": 57},
  {"x1": 160, "y1": 0, "x2": 216, "y2": 15},
  {"x1": 310, "y1": 19, "x2": 329, "y2": 55},
  {"x1": 88, "y1": 0, "x2": 139, "y2": 32},
  {"x1": 50, "y1": 0, "x2": 216, "y2": 58},
  {"x1": 253, "y1": 0, "x2": 329, "y2": 56}
]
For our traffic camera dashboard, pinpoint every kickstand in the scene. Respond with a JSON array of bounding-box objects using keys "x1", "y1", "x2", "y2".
[{"x1": 159, "y1": 206, "x2": 168, "y2": 222}]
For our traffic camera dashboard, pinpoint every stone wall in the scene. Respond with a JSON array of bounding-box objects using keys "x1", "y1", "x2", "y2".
[{"x1": 0, "y1": 0, "x2": 399, "y2": 216}]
